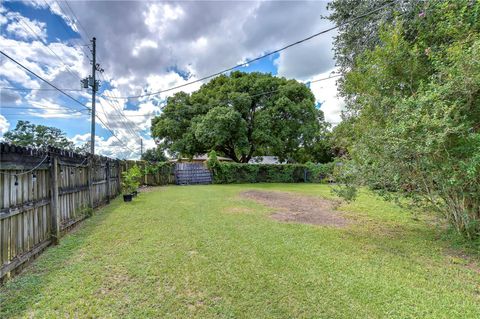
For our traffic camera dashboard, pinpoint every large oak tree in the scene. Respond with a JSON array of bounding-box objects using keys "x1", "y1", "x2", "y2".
[{"x1": 151, "y1": 71, "x2": 328, "y2": 163}]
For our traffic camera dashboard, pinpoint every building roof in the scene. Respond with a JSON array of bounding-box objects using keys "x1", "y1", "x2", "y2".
[
  {"x1": 169, "y1": 154, "x2": 233, "y2": 162},
  {"x1": 248, "y1": 156, "x2": 282, "y2": 164}
]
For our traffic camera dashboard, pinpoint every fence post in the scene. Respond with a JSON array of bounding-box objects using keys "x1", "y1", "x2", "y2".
[
  {"x1": 106, "y1": 161, "x2": 111, "y2": 203},
  {"x1": 117, "y1": 160, "x2": 122, "y2": 195},
  {"x1": 50, "y1": 155, "x2": 60, "y2": 244},
  {"x1": 88, "y1": 156, "x2": 94, "y2": 209}
]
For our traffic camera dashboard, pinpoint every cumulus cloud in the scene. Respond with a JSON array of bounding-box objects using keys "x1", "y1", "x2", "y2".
[
  {"x1": 5, "y1": 11, "x2": 47, "y2": 41},
  {"x1": 0, "y1": 115, "x2": 10, "y2": 137},
  {"x1": 2, "y1": 1, "x2": 342, "y2": 158},
  {"x1": 308, "y1": 68, "x2": 344, "y2": 125},
  {"x1": 43, "y1": 1, "x2": 335, "y2": 96},
  {"x1": 71, "y1": 132, "x2": 141, "y2": 160}
]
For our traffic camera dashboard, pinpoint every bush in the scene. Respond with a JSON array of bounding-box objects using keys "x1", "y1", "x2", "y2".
[
  {"x1": 305, "y1": 161, "x2": 335, "y2": 183},
  {"x1": 144, "y1": 162, "x2": 175, "y2": 185},
  {"x1": 210, "y1": 162, "x2": 334, "y2": 184},
  {"x1": 122, "y1": 165, "x2": 142, "y2": 194}
]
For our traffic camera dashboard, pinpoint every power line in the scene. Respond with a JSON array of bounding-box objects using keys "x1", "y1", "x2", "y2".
[
  {"x1": 13, "y1": 14, "x2": 81, "y2": 82},
  {"x1": 98, "y1": 74, "x2": 144, "y2": 135},
  {"x1": 44, "y1": 0, "x2": 92, "y2": 60},
  {"x1": 1, "y1": 51, "x2": 89, "y2": 111},
  {"x1": 309, "y1": 74, "x2": 342, "y2": 84},
  {"x1": 0, "y1": 50, "x2": 137, "y2": 154},
  {"x1": 0, "y1": 105, "x2": 88, "y2": 113},
  {"x1": 105, "y1": 1, "x2": 394, "y2": 100},
  {"x1": 1, "y1": 87, "x2": 83, "y2": 91},
  {"x1": 50, "y1": 0, "x2": 91, "y2": 60},
  {"x1": 1, "y1": 113, "x2": 88, "y2": 117},
  {"x1": 63, "y1": 0, "x2": 92, "y2": 40}
]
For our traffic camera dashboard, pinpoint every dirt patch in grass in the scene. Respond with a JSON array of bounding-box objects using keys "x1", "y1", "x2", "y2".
[
  {"x1": 138, "y1": 186, "x2": 165, "y2": 193},
  {"x1": 445, "y1": 249, "x2": 480, "y2": 274},
  {"x1": 240, "y1": 190, "x2": 348, "y2": 227}
]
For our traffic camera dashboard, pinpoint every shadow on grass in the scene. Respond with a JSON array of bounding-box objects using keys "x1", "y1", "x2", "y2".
[{"x1": 0, "y1": 197, "x2": 123, "y2": 318}]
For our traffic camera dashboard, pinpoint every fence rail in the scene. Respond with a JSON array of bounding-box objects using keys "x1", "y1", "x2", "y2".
[
  {"x1": 0, "y1": 143, "x2": 123, "y2": 282},
  {"x1": 0, "y1": 144, "x2": 204, "y2": 282}
]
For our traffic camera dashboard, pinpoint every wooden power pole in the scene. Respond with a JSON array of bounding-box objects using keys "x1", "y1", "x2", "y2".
[{"x1": 81, "y1": 37, "x2": 103, "y2": 155}]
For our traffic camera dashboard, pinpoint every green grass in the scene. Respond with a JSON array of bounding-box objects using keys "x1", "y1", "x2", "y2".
[{"x1": 1, "y1": 184, "x2": 479, "y2": 318}]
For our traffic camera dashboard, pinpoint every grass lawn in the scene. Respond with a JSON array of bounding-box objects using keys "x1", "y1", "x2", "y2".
[{"x1": 1, "y1": 184, "x2": 479, "y2": 318}]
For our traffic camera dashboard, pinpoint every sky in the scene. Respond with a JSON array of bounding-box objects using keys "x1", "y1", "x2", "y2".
[{"x1": 0, "y1": 0, "x2": 344, "y2": 159}]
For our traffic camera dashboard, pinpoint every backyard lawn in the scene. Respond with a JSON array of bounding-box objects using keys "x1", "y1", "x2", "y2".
[{"x1": 1, "y1": 184, "x2": 479, "y2": 318}]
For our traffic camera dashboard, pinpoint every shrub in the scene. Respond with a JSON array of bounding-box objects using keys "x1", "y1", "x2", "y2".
[
  {"x1": 210, "y1": 162, "x2": 334, "y2": 184},
  {"x1": 144, "y1": 162, "x2": 175, "y2": 185},
  {"x1": 122, "y1": 165, "x2": 142, "y2": 194}
]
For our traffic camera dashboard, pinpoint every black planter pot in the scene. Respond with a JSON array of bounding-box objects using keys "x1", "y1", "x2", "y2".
[
  {"x1": 123, "y1": 194, "x2": 133, "y2": 202},
  {"x1": 132, "y1": 191, "x2": 138, "y2": 197}
]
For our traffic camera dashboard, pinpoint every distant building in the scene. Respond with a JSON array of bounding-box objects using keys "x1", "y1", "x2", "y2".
[
  {"x1": 248, "y1": 156, "x2": 282, "y2": 164},
  {"x1": 170, "y1": 154, "x2": 233, "y2": 163}
]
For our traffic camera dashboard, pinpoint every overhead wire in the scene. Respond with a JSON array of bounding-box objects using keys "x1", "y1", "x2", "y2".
[
  {"x1": 104, "y1": 1, "x2": 395, "y2": 100},
  {"x1": 63, "y1": 0, "x2": 93, "y2": 40},
  {"x1": 1, "y1": 87, "x2": 83, "y2": 91},
  {"x1": 13, "y1": 14, "x2": 81, "y2": 82},
  {"x1": 97, "y1": 73, "x2": 144, "y2": 139},
  {"x1": 44, "y1": 0, "x2": 92, "y2": 60},
  {"x1": 55, "y1": 1, "x2": 145, "y2": 140},
  {"x1": 2, "y1": 0, "x2": 394, "y2": 158},
  {"x1": 45, "y1": 3, "x2": 142, "y2": 148},
  {"x1": 1, "y1": 50, "x2": 137, "y2": 154}
]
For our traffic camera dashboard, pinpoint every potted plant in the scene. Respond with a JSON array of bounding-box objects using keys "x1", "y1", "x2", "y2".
[
  {"x1": 129, "y1": 165, "x2": 142, "y2": 196},
  {"x1": 122, "y1": 166, "x2": 140, "y2": 202}
]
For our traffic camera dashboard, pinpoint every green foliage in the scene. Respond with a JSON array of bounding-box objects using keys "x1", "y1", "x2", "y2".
[
  {"x1": 330, "y1": 0, "x2": 480, "y2": 239},
  {"x1": 144, "y1": 161, "x2": 174, "y2": 175},
  {"x1": 4, "y1": 120, "x2": 78, "y2": 150},
  {"x1": 141, "y1": 147, "x2": 168, "y2": 162},
  {"x1": 211, "y1": 162, "x2": 334, "y2": 184},
  {"x1": 305, "y1": 161, "x2": 335, "y2": 183},
  {"x1": 206, "y1": 150, "x2": 220, "y2": 171},
  {"x1": 122, "y1": 165, "x2": 142, "y2": 194},
  {"x1": 143, "y1": 161, "x2": 175, "y2": 185},
  {"x1": 151, "y1": 71, "x2": 329, "y2": 163},
  {"x1": 327, "y1": 0, "x2": 424, "y2": 110}
]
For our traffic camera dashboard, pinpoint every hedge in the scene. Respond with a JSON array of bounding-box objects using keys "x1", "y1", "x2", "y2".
[{"x1": 210, "y1": 162, "x2": 334, "y2": 184}]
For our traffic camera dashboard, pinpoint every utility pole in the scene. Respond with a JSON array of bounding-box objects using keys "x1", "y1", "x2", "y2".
[
  {"x1": 140, "y1": 138, "x2": 143, "y2": 158},
  {"x1": 81, "y1": 37, "x2": 103, "y2": 155},
  {"x1": 90, "y1": 37, "x2": 96, "y2": 155}
]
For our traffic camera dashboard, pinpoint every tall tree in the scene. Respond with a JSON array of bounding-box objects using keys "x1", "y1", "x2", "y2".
[
  {"x1": 141, "y1": 147, "x2": 167, "y2": 162},
  {"x1": 152, "y1": 71, "x2": 328, "y2": 163},
  {"x1": 330, "y1": 0, "x2": 480, "y2": 239},
  {"x1": 3, "y1": 120, "x2": 77, "y2": 150},
  {"x1": 327, "y1": 0, "x2": 423, "y2": 113}
]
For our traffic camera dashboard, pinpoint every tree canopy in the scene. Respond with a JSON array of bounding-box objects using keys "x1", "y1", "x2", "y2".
[
  {"x1": 3, "y1": 120, "x2": 78, "y2": 151},
  {"x1": 141, "y1": 147, "x2": 168, "y2": 162},
  {"x1": 151, "y1": 71, "x2": 330, "y2": 163},
  {"x1": 330, "y1": 0, "x2": 480, "y2": 239}
]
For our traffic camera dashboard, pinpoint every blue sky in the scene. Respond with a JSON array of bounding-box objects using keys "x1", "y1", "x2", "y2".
[{"x1": 0, "y1": 0, "x2": 342, "y2": 159}]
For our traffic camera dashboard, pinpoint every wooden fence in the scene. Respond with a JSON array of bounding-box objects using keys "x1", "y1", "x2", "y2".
[{"x1": 0, "y1": 143, "x2": 122, "y2": 282}]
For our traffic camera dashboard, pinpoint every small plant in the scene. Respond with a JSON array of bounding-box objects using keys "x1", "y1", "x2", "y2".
[{"x1": 122, "y1": 165, "x2": 142, "y2": 194}]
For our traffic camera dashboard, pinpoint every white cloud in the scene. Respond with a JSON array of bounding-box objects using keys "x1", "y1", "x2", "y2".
[
  {"x1": 5, "y1": 12, "x2": 47, "y2": 41},
  {"x1": 34, "y1": 1, "x2": 335, "y2": 98},
  {"x1": 2, "y1": 1, "x2": 341, "y2": 158},
  {"x1": 308, "y1": 68, "x2": 345, "y2": 125},
  {"x1": 70, "y1": 132, "x2": 150, "y2": 160},
  {"x1": 0, "y1": 114, "x2": 10, "y2": 137}
]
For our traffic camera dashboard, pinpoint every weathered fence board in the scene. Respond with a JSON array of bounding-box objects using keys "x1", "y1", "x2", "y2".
[
  {"x1": 1, "y1": 144, "x2": 186, "y2": 282},
  {"x1": 0, "y1": 144, "x2": 124, "y2": 282}
]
